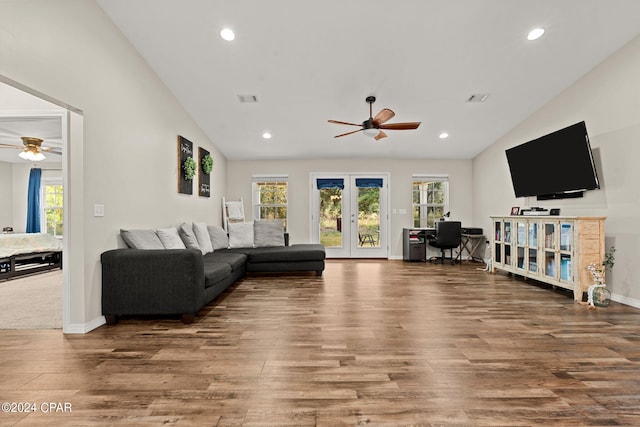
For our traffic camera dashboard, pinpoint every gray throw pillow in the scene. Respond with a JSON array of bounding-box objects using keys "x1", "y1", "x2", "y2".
[
  {"x1": 228, "y1": 222, "x2": 254, "y2": 248},
  {"x1": 207, "y1": 225, "x2": 229, "y2": 250},
  {"x1": 178, "y1": 222, "x2": 201, "y2": 251},
  {"x1": 156, "y1": 227, "x2": 186, "y2": 249},
  {"x1": 254, "y1": 220, "x2": 285, "y2": 247},
  {"x1": 193, "y1": 222, "x2": 213, "y2": 254},
  {"x1": 120, "y1": 229, "x2": 164, "y2": 249}
]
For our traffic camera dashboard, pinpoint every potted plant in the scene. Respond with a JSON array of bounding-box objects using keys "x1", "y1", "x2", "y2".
[
  {"x1": 586, "y1": 246, "x2": 615, "y2": 307},
  {"x1": 183, "y1": 156, "x2": 197, "y2": 181}
]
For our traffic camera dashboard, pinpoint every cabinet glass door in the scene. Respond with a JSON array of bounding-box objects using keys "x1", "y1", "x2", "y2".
[
  {"x1": 543, "y1": 223, "x2": 556, "y2": 279},
  {"x1": 560, "y1": 254, "x2": 572, "y2": 281},
  {"x1": 528, "y1": 223, "x2": 538, "y2": 247},
  {"x1": 560, "y1": 223, "x2": 572, "y2": 251},
  {"x1": 493, "y1": 221, "x2": 501, "y2": 264},
  {"x1": 516, "y1": 222, "x2": 526, "y2": 270},
  {"x1": 544, "y1": 223, "x2": 556, "y2": 250},
  {"x1": 504, "y1": 221, "x2": 512, "y2": 265},
  {"x1": 517, "y1": 222, "x2": 526, "y2": 246},
  {"x1": 544, "y1": 251, "x2": 556, "y2": 278},
  {"x1": 528, "y1": 223, "x2": 538, "y2": 272}
]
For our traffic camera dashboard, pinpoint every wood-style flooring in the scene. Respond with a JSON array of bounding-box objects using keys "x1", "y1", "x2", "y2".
[{"x1": 1, "y1": 259, "x2": 640, "y2": 426}]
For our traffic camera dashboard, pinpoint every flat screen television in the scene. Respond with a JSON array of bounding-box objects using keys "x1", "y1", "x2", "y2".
[{"x1": 505, "y1": 121, "x2": 600, "y2": 200}]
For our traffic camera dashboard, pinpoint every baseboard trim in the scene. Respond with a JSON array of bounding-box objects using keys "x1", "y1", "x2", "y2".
[
  {"x1": 611, "y1": 293, "x2": 640, "y2": 309},
  {"x1": 63, "y1": 316, "x2": 106, "y2": 334}
]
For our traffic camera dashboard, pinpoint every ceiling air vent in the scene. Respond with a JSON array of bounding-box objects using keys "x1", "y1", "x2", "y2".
[
  {"x1": 237, "y1": 94, "x2": 258, "y2": 103},
  {"x1": 466, "y1": 94, "x2": 489, "y2": 103}
]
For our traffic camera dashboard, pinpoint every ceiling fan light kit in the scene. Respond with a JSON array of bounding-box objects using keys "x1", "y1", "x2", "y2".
[
  {"x1": 328, "y1": 96, "x2": 421, "y2": 140},
  {"x1": 19, "y1": 136, "x2": 46, "y2": 161}
]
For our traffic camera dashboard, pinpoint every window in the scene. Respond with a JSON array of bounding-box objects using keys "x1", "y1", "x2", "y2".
[
  {"x1": 42, "y1": 180, "x2": 64, "y2": 238},
  {"x1": 412, "y1": 175, "x2": 449, "y2": 228},
  {"x1": 252, "y1": 175, "x2": 288, "y2": 230}
]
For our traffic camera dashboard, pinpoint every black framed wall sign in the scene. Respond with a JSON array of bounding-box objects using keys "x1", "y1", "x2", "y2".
[
  {"x1": 198, "y1": 147, "x2": 211, "y2": 198},
  {"x1": 178, "y1": 135, "x2": 194, "y2": 195}
]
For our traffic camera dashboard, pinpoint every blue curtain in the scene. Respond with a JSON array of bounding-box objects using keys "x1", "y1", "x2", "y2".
[
  {"x1": 355, "y1": 178, "x2": 383, "y2": 188},
  {"x1": 316, "y1": 178, "x2": 344, "y2": 189},
  {"x1": 26, "y1": 168, "x2": 42, "y2": 233}
]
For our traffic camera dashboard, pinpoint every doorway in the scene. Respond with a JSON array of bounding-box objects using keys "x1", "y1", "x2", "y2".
[
  {"x1": 0, "y1": 78, "x2": 81, "y2": 332},
  {"x1": 311, "y1": 173, "x2": 389, "y2": 258}
]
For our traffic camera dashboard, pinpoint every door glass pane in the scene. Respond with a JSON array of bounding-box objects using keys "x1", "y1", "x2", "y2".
[
  {"x1": 560, "y1": 254, "x2": 572, "y2": 281},
  {"x1": 517, "y1": 222, "x2": 526, "y2": 245},
  {"x1": 560, "y1": 223, "x2": 572, "y2": 251},
  {"x1": 319, "y1": 187, "x2": 342, "y2": 247},
  {"x1": 529, "y1": 248, "x2": 538, "y2": 272},
  {"x1": 545, "y1": 251, "x2": 555, "y2": 278},
  {"x1": 528, "y1": 223, "x2": 538, "y2": 247},
  {"x1": 517, "y1": 247, "x2": 525, "y2": 269},
  {"x1": 357, "y1": 187, "x2": 380, "y2": 248},
  {"x1": 544, "y1": 223, "x2": 555, "y2": 249}
]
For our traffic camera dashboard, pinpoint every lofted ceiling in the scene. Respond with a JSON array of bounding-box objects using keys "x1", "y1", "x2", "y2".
[{"x1": 95, "y1": 0, "x2": 640, "y2": 161}]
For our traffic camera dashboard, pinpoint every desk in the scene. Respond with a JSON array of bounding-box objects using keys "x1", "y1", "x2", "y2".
[{"x1": 457, "y1": 233, "x2": 485, "y2": 262}]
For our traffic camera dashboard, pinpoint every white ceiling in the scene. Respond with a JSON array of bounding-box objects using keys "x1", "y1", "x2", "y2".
[{"x1": 92, "y1": 1, "x2": 640, "y2": 161}]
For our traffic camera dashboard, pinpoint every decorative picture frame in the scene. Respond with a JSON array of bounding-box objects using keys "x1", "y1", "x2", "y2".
[
  {"x1": 178, "y1": 135, "x2": 194, "y2": 195},
  {"x1": 510, "y1": 206, "x2": 520, "y2": 216},
  {"x1": 198, "y1": 147, "x2": 211, "y2": 198}
]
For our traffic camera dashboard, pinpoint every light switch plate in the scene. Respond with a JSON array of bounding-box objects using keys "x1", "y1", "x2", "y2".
[{"x1": 94, "y1": 204, "x2": 105, "y2": 217}]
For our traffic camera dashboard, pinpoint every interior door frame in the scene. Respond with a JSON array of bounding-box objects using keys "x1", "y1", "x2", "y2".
[{"x1": 310, "y1": 172, "x2": 389, "y2": 259}]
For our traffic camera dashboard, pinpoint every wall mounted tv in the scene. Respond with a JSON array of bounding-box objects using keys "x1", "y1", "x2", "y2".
[{"x1": 505, "y1": 121, "x2": 599, "y2": 200}]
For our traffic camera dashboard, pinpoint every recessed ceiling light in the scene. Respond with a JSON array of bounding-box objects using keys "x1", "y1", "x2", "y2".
[
  {"x1": 439, "y1": 132, "x2": 449, "y2": 139},
  {"x1": 527, "y1": 28, "x2": 545, "y2": 41},
  {"x1": 262, "y1": 132, "x2": 272, "y2": 139},
  {"x1": 220, "y1": 28, "x2": 235, "y2": 41}
]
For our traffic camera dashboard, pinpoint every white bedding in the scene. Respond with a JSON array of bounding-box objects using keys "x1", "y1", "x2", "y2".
[{"x1": 0, "y1": 233, "x2": 63, "y2": 258}]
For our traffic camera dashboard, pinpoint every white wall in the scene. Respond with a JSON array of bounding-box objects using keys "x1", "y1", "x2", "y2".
[
  {"x1": 0, "y1": 0, "x2": 227, "y2": 331},
  {"x1": 227, "y1": 158, "x2": 474, "y2": 258},
  {"x1": 473, "y1": 34, "x2": 640, "y2": 306}
]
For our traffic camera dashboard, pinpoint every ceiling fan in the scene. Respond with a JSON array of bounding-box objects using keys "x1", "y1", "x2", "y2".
[
  {"x1": 0, "y1": 136, "x2": 62, "y2": 161},
  {"x1": 328, "y1": 96, "x2": 421, "y2": 140}
]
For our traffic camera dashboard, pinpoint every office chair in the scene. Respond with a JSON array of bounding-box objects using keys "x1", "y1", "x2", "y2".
[{"x1": 428, "y1": 221, "x2": 462, "y2": 264}]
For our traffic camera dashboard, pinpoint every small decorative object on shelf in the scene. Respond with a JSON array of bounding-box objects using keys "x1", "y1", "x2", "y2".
[
  {"x1": 183, "y1": 156, "x2": 197, "y2": 180},
  {"x1": 586, "y1": 245, "x2": 616, "y2": 308},
  {"x1": 202, "y1": 153, "x2": 213, "y2": 175}
]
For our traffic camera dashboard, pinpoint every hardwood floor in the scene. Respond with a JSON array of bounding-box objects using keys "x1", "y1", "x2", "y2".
[{"x1": 1, "y1": 259, "x2": 640, "y2": 426}]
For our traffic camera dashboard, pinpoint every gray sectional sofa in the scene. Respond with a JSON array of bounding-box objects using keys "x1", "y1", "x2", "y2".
[{"x1": 100, "y1": 221, "x2": 325, "y2": 324}]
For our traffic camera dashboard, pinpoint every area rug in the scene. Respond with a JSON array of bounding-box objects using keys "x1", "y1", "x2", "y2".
[{"x1": 0, "y1": 270, "x2": 62, "y2": 329}]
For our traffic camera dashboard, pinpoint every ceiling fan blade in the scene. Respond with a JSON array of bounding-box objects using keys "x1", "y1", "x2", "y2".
[
  {"x1": 334, "y1": 129, "x2": 363, "y2": 138},
  {"x1": 378, "y1": 122, "x2": 422, "y2": 130},
  {"x1": 374, "y1": 131, "x2": 388, "y2": 141},
  {"x1": 40, "y1": 147, "x2": 62, "y2": 153},
  {"x1": 328, "y1": 119, "x2": 362, "y2": 127},
  {"x1": 0, "y1": 143, "x2": 22, "y2": 149},
  {"x1": 372, "y1": 108, "x2": 395, "y2": 126}
]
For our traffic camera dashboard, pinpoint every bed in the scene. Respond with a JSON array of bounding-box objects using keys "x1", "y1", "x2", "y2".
[{"x1": 0, "y1": 233, "x2": 63, "y2": 281}]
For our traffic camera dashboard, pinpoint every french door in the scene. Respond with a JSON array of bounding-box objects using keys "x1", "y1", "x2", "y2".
[{"x1": 311, "y1": 173, "x2": 388, "y2": 258}]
